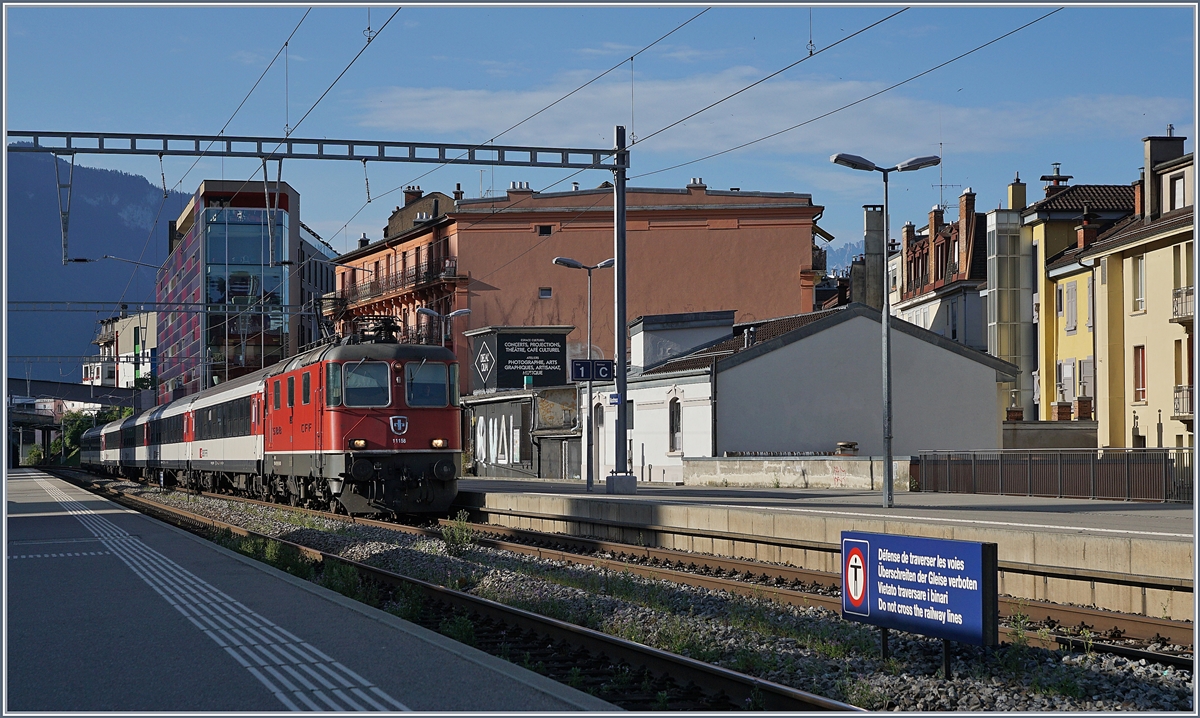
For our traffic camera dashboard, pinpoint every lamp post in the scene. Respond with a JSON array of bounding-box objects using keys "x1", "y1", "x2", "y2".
[
  {"x1": 831, "y1": 152, "x2": 940, "y2": 508},
  {"x1": 553, "y1": 256, "x2": 615, "y2": 492},
  {"x1": 416, "y1": 306, "x2": 471, "y2": 349}
]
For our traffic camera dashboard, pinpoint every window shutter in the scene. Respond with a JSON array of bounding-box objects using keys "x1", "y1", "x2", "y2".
[{"x1": 1065, "y1": 282, "x2": 1077, "y2": 332}]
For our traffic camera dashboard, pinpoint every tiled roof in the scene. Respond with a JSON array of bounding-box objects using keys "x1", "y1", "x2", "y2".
[
  {"x1": 1024, "y1": 185, "x2": 1135, "y2": 213},
  {"x1": 1080, "y1": 207, "x2": 1194, "y2": 259},
  {"x1": 642, "y1": 307, "x2": 845, "y2": 376}
]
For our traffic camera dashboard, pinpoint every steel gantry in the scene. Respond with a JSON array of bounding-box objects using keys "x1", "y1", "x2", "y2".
[{"x1": 7, "y1": 126, "x2": 639, "y2": 492}]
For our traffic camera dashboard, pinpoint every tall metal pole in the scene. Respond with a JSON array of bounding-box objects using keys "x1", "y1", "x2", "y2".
[
  {"x1": 881, "y1": 169, "x2": 894, "y2": 508},
  {"x1": 613, "y1": 126, "x2": 630, "y2": 480},
  {"x1": 586, "y1": 267, "x2": 594, "y2": 492}
]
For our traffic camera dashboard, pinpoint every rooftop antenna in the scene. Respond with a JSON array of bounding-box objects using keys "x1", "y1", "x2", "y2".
[
  {"x1": 930, "y1": 142, "x2": 961, "y2": 212},
  {"x1": 807, "y1": 8, "x2": 816, "y2": 56}
]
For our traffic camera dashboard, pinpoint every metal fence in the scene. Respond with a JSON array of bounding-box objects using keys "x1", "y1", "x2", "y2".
[
  {"x1": 917, "y1": 448, "x2": 1194, "y2": 503},
  {"x1": 341, "y1": 257, "x2": 458, "y2": 305}
]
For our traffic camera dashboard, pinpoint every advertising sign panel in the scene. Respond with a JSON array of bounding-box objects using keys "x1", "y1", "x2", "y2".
[
  {"x1": 467, "y1": 326, "x2": 572, "y2": 390},
  {"x1": 840, "y1": 531, "x2": 998, "y2": 645}
]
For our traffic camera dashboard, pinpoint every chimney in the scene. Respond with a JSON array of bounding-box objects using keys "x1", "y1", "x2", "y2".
[
  {"x1": 1144, "y1": 132, "x2": 1187, "y2": 220},
  {"x1": 1133, "y1": 174, "x2": 1144, "y2": 217},
  {"x1": 928, "y1": 205, "x2": 944, "y2": 241},
  {"x1": 1007, "y1": 172, "x2": 1026, "y2": 210},
  {"x1": 1076, "y1": 204, "x2": 1100, "y2": 250},
  {"x1": 743, "y1": 325, "x2": 756, "y2": 348},
  {"x1": 431, "y1": 198, "x2": 439, "y2": 218},
  {"x1": 571, "y1": 182, "x2": 580, "y2": 192},
  {"x1": 863, "y1": 205, "x2": 884, "y2": 310},
  {"x1": 902, "y1": 221, "x2": 916, "y2": 246},
  {"x1": 453, "y1": 183, "x2": 464, "y2": 201},
  {"x1": 358, "y1": 233, "x2": 370, "y2": 249},
  {"x1": 403, "y1": 185, "x2": 423, "y2": 206},
  {"x1": 686, "y1": 177, "x2": 707, "y2": 192},
  {"x1": 1039, "y1": 163, "x2": 1073, "y2": 198}
]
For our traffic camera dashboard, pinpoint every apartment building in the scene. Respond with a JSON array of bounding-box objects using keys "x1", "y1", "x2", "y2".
[
  {"x1": 82, "y1": 311, "x2": 157, "y2": 389},
  {"x1": 327, "y1": 180, "x2": 828, "y2": 394},
  {"x1": 1080, "y1": 131, "x2": 1194, "y2": 447}
]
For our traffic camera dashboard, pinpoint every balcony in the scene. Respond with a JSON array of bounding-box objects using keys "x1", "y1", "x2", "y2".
[
  {"x1": 341, "y1": 257, "x2": 458, "y2": 306},
  {"x1": 1171, "y1": 285, "x2": 1193, "y2": 327},
  {"x1": 1173, "y1": 384, "x2": 1193, "y2": 423}
]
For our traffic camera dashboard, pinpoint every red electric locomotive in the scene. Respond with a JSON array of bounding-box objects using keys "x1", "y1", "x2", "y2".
[{"x1": 82, "y1": 318, "x2": 461, "y2": 515}]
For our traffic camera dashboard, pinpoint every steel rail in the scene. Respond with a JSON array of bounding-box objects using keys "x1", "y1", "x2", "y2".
[
  {"x1": 58, "y1": 472, "x2": 1193, "y2": 665},
  {"x1": 465, "y1": 504, "x2": 1194, "y2": 592},
  {"x1": 61, "y1": 475, "x2": 856, "y2": 712}
]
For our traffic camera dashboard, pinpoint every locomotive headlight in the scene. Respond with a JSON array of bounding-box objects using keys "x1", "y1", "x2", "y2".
[
  {"x1": 431, "y1": 438, "x2": 447, "y2": 449},
  {"x1": 350, "y1": 438, "x2": 368, "y2": 449}
]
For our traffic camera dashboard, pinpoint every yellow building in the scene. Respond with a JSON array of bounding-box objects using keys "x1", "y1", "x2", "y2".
[
  {"x1": 1023, "y1": 167, "x2": 1134, "y2": 421},
  {"x1": 1081, "y1": 133, "x2": 1194, "y2": 448}
]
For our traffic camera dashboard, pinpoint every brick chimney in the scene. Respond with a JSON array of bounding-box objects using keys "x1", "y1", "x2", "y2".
[
  {"x1": 928, "y1": 205, "x2": 944, "y2": 241},
  {"x1": 1133, "y1": 175, "x2": 1144, "y2": 217},
  {"x1": 1076, "y1": 204, "x2": 1100, "y2": 250},
  {"x1": 902, "y1": 221, "x2": 916, "y2": 246},
  {"x1": 403, "y1": 185, "x2": 423, "y2": 206},
  {"x1": 1040, "y1": 163, "x2": 1072, "y2": 198}
]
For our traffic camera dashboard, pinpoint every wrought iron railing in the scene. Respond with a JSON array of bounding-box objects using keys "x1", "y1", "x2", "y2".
[
  {"x1": 917, "y1": 448, "x2": 1193, "y2": 503},
  {"x1": 1174, "y1": 384, "x2": 1193, "y2": 418},
  {"x1": 1172, "y1": 285, "x2": 1194, "y2": 321},
  {"x1": 341, "y1": 257, "x2": 458, "y2": 305}
]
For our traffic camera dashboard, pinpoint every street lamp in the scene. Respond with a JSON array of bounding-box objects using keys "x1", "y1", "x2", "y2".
[
  {"x1": 416, "y1": 306, "x2": 471, "y2": 348},
  {"x1": 831, "y1": 152, "x2": 940, "y2": 508},
  {"x1": 553, "y1": 256, "x2": 615, "y2": 493}
]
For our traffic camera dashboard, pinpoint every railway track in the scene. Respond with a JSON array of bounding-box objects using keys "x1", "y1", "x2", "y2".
[
  {"x1": 56, "y1": 470, "x2": 854, "y2": 712},
  {"x1": 60, "y1": 470, "x2": 1193, "y2": 671}
]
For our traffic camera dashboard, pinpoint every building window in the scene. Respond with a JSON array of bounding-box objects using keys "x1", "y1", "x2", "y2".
[
  {"x1": 538, "y1": 287, "x2": 552, "y2": 299},
  {"x1": 1170, "y1": 173, "x2": 1186, "y2": 211},
  {"x1": 1132, "y1": 254, "x2": 1145, "y2": 311},
  {"x1": 668, "y1": 398, "x2": 682, "y2": 453},
  {"x1": 1056, "y1": 285, "x2": 1064, "y2": 316},
  {"x1": 1133, "y1": 345, "x2": 1146, "y2": 402},
  {"x1": 537, "y1": 225, "x2": 553, "y2": 236}
]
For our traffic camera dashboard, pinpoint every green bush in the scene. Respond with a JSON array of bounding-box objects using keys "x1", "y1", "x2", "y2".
[
  {"x1": 22, "y1": 445, "x2": 44, "y2": 466},
  {"x1": 441, "y1": 510, "x2": 476, "y2": 557}
]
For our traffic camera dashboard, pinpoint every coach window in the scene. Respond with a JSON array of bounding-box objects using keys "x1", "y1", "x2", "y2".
[
  {"x1": 287, "y1": 376, "x2": 295, "y2": 407},
  {"x1": 407, "y1": 362, "x2": 448, "y2": 407},
  {"x1": 326, "y1": 363, "x2": 343, "y2": 406},
  {"x1": 343, "y1": 361, "x2": 391, "y2": 407},
  {"x1": 273, "y1": 380, "x2": 281, "y2": 410},
  {"x1": 302, "y1": 372, "x2": 311, "y2": 405}
]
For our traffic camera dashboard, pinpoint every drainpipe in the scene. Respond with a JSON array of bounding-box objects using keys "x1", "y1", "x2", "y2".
[
  {"x1": 710, "y1": 357, "x2": 718, "y2": 457},
  {"x1": 1077, "y1": 256, "x2": 1099, "y2": 421}
]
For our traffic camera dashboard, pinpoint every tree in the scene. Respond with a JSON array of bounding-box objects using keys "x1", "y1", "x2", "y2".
[{"x1": 22, "y1": 445, "x2": 43, "y2": 466}]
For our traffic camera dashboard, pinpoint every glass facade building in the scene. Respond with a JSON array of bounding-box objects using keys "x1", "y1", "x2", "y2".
[{"x1": 157, "y1": 180, "x2": 332, "y2": 405}]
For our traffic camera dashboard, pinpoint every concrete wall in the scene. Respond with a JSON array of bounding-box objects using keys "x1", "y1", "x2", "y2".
[
  {"x1": 1003, "y1": 420, "x2": 1098, "y2": 449},
  {"x1": 716, "y1": 314, "x2": 1004, "y2": 456},
  {"x1": 466, "y1": 490, "x2": 1193, "y2": 621},
  {"x1": 683, "y1": 456, "x2": 911, "y2": 490}
]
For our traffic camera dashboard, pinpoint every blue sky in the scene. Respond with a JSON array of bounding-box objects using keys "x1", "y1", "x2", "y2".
[{"x1": 5, "y1": 4, "x2": 1196, "y2": 259}]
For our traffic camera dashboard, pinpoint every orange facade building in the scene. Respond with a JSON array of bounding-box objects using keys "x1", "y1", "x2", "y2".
[{"x1": 327, "y1": 179, "x2": 826, "y2": 393}]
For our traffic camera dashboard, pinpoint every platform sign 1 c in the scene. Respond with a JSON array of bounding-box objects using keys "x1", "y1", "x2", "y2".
[{"x1": 840, "y1": 531, "x2": 998, "y2": 646}]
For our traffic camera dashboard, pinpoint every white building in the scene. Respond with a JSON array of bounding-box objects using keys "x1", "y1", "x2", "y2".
[
  {"x1": 83, "y1": 311, "x2": 157, "y2": 389},
  {"x1": 584, "y1": 305, "x2": 1018, "y2": 482}
]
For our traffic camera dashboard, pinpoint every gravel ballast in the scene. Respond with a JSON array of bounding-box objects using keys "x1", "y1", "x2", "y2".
[{"x1": 116, "y1": 484, "x2": 1193, "y2": 711}]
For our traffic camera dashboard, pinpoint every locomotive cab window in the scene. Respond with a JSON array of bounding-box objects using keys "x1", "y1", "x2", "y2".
[
  {"x1": 343, "y1": 361, "x2": 391, "y2": 407},
  {"x1": 406, "y1": 361, "x2": 448, "y2": 407},
  {"x1": 326, "y1": 363, "x2": 343, "y2": 406}
]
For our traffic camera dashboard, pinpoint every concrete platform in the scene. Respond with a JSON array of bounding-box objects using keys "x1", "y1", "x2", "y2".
[
  {"x1": 459, "y1": 478, "x2": 1195, "y2": 621},
  {"x1": 6, "y1": 468, "x2": 614, "y2": 712}
]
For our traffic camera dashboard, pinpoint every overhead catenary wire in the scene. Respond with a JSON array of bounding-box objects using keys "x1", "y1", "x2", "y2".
[
  {"x1": 630, "y1": 8, "x2": 907, "y2": 149},
  {"x1": 327, "y1": 7, "x2": 710, "y2": 246},
  {"x1": 632, "y1": 7, "x2": 1064, "y2": 180}
]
